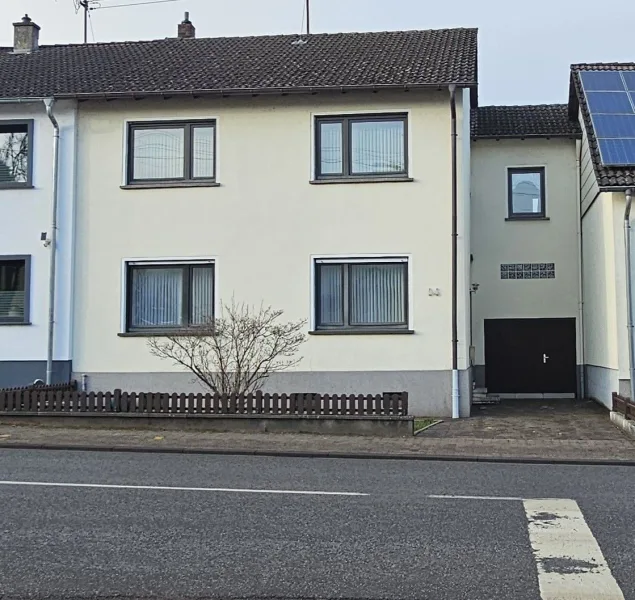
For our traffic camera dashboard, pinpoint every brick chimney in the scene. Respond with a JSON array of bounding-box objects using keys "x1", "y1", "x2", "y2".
[
  {"x1": 178, "y1": 12, "x2": 195, "y2": 39},
  {"x1": 13, "y1": 14, "x2": 40, "y2": 53}
]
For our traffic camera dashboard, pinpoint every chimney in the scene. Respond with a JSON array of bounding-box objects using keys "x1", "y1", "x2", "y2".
[
  {"x1": 178, "y1": 12, "x2": 195, "y2": 39},
  {"x1": 13, "y1": 14, "x2": 40, "y2": 53}
]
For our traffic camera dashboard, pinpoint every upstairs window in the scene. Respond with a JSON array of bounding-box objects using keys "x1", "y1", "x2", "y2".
[
  {"x1": 0, "y1": 121, "x2": 33, "y2": 188},
  {"x1": 126, "y1": 262, "x2": 215, "y2": 333},
  {"x1": 0, "y1": 256, "x2": 30, "y2": 324},
  {"x1": 315, "y1": 114, "x2": 408, "y2": 180},
  {"x1": 127, "y1": 120, "x2": 216, "y2": 185},
  {"x1": 314, "y1": 258, "x2": 408, "y2": 331},
  {"x1": 507, "y1": 167, "x2": 546, "y2": 219}
]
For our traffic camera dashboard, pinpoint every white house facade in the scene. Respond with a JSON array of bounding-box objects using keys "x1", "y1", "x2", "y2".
[
  {"x1": 0, "y1": 18, "x2": 77, "y2": 387},
  {"x1": 1, "y1": 14, "x2": 635, "y2": 416}
]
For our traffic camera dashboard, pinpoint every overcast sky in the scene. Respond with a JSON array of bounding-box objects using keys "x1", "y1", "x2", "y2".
[{"x1": 3, "y1": 0, "x2": 635, "y2": 105}]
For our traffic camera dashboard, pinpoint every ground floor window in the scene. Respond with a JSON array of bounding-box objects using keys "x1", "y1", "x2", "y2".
[
  {"x1": 314, "y1": 257, "x2": 408, "y2": 331},
  {"x1": 125, "y1": 261, "x2": 214, "y2": 332},
  {"x1": 0, "y1": 255, "x2": 30, "y2": 324}
]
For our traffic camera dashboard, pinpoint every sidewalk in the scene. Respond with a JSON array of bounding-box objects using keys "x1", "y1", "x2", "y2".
[{"x1": 1, "y1": 398, "x2": 634, "y2": 464}]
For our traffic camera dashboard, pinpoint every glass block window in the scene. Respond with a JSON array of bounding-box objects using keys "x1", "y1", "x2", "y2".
[{"x1": 501, "y1": 263, "x2": 555, "y2": 280}]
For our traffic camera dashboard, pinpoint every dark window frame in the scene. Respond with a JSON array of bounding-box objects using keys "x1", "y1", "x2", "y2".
[
  {"x1": 314, "y1": 259, "x2": 409, "y2": 331},
  {"x1": 125, "y1": 262, "x2": 215, "y2": 333},
  {"x1": 507, "y1": 167, "x2": 546, "y2": 219},
  {"x1": 126, "y1": 120, "x2": 217, "y2": 185},
  {"x1": 314, "y1": 114, "x2": 409, "y2": 180},
  {"x1": 0, "y1": 254, "x2": 31, "y2": 325},
  {"x1": 0, "y1": 120, "x2": 34, "y2": 189}
]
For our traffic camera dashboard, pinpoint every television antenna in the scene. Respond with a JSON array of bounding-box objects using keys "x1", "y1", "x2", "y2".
[{"x1": 73, "y1": 0, "x2": 181, "y2": 44}]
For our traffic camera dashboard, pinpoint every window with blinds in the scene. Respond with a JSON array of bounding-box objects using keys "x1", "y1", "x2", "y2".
[
  {"x1": 125, "y1": 262, "x2": 214, "y2": 332},
  {"x1": 314, "y1": 258, "x2": 408, "y2": 330},
  {"x1": 0, "y1": 256, "x2": 29, "y2": 324},
  {"x1": 127, "y1": 120, "x2": 216, "y2": 184},
  {"x1": 315, "y1": 114, "x2": 408, "y2": 180}
]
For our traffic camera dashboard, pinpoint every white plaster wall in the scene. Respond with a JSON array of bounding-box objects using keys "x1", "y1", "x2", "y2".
[
  {"x1": 471, "y1": 138, "x2": 581, "y2": 365},
  {"x1": 0, "y1": 100, "x2": 76, "y2": 363},
  {"x1": 73, "y1": 91, "x2": 469, "y2": 375}
]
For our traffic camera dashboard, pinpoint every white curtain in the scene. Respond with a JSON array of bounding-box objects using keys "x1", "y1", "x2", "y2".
[
  {"x1": 192, "y1": 126, "x2": 215, "y2": 179},
  {"x1": 319, "y1": 122, "x2": 343, "y2": 174},
  {"x1": 131, "y1": 268, "x2": 183, "y2": 328},
  {"x1": 133, "y1": 128, "x2": 184, "y2": 180},
  {"x1": 350, "y1": 264, "x2": 405, "y2": 325},
  {"x1": 318, "y1": 265, "x2": 344, "y2": 325},
  {"x1": 351, "y1": 120, "x2": 404, "y2": 174},
  {"x1": 191, "y1": 266, "x2": 214, "y2": 324},
  {"x1": 512, "y1": 174, "x2": 541, "y2": 214}
]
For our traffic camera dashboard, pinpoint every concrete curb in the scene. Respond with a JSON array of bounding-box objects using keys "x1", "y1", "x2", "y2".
[
  {"x1": 1, "y1": 442, "x2": 635, "y2": 466},
  {"x1": 611, "y1": 411, "x2": 635, "y2": 439}
]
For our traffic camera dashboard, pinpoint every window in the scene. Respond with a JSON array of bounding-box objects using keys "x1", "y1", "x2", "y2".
[
  {"x1": 315, "y1": 114, "x2": 408, "y2": 180},
  {"x1": 126, "y1": 262, "x2": 214, "y2": 332},
  {"x1": 127, "y1": 121, "x2": 216, "y2": 184},
  {"x1": 0, "y1": 256, "x2": 30, "y2": 324},
  {"x1": 507, "y1": 167, "x2": 546, "y2": 218},
  {"x1": 314, "y1": 258, "x2": 408, "y2": 331},
  {"x1": 0, "y1": 121, "x2": 33, "y2": 188}
]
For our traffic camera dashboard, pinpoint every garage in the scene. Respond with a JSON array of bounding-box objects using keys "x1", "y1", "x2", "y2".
[{"x1": 484, "y1": 318, "x2": 577, "y2": 394}]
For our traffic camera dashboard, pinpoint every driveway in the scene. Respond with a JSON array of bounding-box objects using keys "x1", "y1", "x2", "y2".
[{"x1": 424, "y1": 397, "x2": 624, "y2": 441}]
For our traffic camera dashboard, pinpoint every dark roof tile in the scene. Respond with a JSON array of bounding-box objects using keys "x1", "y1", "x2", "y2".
[
  {"x1": 472, "y1": 104, "x2": 580, "y2": 139},
  {"x1": 0, "y1": 28, "x2": 478, "y2": 100}
]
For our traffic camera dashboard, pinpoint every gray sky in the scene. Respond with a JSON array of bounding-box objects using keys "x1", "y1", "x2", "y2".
[{"x1": 3, "y1": 0, "x2": 635, "y2": 105}]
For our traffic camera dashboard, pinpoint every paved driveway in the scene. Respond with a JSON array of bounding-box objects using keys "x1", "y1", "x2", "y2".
[{"x1": 425, "y1": 398, "x2": 625, "y2": 441}]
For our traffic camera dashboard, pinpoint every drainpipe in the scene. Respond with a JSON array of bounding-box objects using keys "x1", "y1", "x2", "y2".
[
  {"x1": 449, "y1": 84, "x2": 460, "y2": 418},
  {"x1": 44, "y1": 98, "x2": 60, "y2": 385},
  {"x1": 625, "y1": 188, "x2": 635, "y2": 400},
  {"x1": 575, "y1": 141, "x2": 585, "y2": 398}
]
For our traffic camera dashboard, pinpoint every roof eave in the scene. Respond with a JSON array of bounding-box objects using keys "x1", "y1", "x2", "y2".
[
  {"x1": 472, "y1": 133, "x2": 581, "y2": 141},
  {"x1": 51, "y1": 81, "x2": 478, "y2": 101}
]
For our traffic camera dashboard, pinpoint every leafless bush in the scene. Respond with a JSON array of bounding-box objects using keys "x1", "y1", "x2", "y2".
[{"x1": 147, "y1": 300, "x2": 307, "y2": 395}]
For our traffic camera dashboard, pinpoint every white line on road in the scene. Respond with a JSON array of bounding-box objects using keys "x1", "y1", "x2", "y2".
[
  {"x1": 427, "y1": 494, "x2": 524, "y2": 501},
  {"x1": 0, "y1": 480, "x2": 368, "y2": 497},
  {"x1": 524, "y1": 499, "x2": 625, "y2": 600}
]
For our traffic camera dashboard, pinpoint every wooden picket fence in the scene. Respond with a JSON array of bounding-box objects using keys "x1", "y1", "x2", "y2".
[
  {"x1": 0, "y1": 380, "x2": 77, "y2": 393},
  {"x1": 0, "y1": 389, "x2": 408, "y2": 416},
  {"x1": 613, "y1": 392, "x2": 635, "y2": 421}
]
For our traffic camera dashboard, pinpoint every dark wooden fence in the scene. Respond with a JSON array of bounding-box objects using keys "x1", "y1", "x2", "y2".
[
  {"x1": 0, "y1": 389, "x2": 408, "y2": 416},
  {"x1": 613, "y1": 392, "x2": 635, "y2": 420},
  {"x1": 0, "y1": 380, "x2": 77, "y2": 393}
]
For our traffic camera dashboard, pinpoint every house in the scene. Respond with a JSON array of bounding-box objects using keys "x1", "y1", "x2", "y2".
[
  {"x1": 0, "y1": 16, "x2": 78, "y2": 387},
  {"x1": 0, "y1": 13, "x2": 633, "y2": 416}
]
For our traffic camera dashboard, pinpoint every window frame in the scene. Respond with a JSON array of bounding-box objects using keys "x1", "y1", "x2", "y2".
[
  {"x1": 125, "y1": 261, "x2": 215, "y2": 333},
  {"x1": 314, "y1": 113, "x2": 409, "y2": 181},
  {"x1": 507, "y1": 167, "x2": 547, "y2": 219},
  {"x1": 126, "y1": 120, "x2": 217, "y2": 185},
  {"x1": 0, "y1": 120, "x2": 34, "y2": 189},
  {"x1": 313, "y1": 257, "x2": 409, "y2": 332},
  {"x1": 0, "y1": 254, "x2": 31, "y2": 325}
]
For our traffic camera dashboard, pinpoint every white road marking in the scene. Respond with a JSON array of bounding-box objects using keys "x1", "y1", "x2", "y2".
[
  {"x1": 427, "y1": 494, "x2": 524, "y2": 501},
  {"x1": 0, "y1": 480, "x2": 368, "y2": 496},
  {"x1": 524, "y1": 499, "x2": 625, "y2": 600}
]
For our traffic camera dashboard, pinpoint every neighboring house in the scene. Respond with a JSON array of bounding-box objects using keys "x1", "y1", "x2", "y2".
[
  {"x1": 0, "y1": 16, "x2": 77, "y2": 387},
  {"x1": 1, "y1": 13, "x2": 634, "y2": 415}
]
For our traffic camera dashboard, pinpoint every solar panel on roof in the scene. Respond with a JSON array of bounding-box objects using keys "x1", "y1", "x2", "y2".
[
  {"x1": 593, "y1": 114, "x2": 635, "y2": 137},
  {"x1": 580, "y1": 70, "x2": 635, "y2": 166},
  {"x1": 622, "y1": 72, "x2": 635, "y2": 91},
  {"x1": 580, "y1": 71, "x2": 626, "y2": 91},
  {"x1": 585, "y1": 91, "x2": 633, "y2": 114},
  {"x1": 597, "y1": 138, "x2": 635, "y2": 165}
]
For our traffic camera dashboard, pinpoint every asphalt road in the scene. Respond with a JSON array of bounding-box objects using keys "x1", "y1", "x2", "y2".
[{"x1": 0, "y1": 449, "x2": 633, "y2": 600}]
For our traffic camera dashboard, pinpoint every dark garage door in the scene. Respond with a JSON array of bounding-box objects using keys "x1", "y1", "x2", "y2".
[{"x1": 484, "y1": 318, "x2": 577, "y2": 394}]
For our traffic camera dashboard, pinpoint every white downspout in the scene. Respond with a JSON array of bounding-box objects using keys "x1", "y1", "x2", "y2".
[
  {"x1": 575, "y1": 141, "x2": 585, "y2": 398},
  {"x1": 44, "y1": 98, "x2": 60, "y2": 385},
  {"x1": 624, "y1": 188, "x2": 635, "y2": 400}
]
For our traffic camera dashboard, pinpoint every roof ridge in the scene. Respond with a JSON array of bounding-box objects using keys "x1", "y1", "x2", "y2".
[{"x1": 30, "y1": 26, "x2": 478, "y2": 50}]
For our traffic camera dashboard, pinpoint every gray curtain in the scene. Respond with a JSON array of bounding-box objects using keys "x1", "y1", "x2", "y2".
[
  {"x1": 350, "y1": 264, "x2": 405, "y2": 325},
  {"x1": 131, "y1": 268, "x2": 183, "y2": 327}
]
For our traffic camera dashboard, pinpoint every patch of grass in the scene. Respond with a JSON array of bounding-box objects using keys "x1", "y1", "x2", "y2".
[{"x1": 414, "y1": 418, "x2": 438, "y2": 432}]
